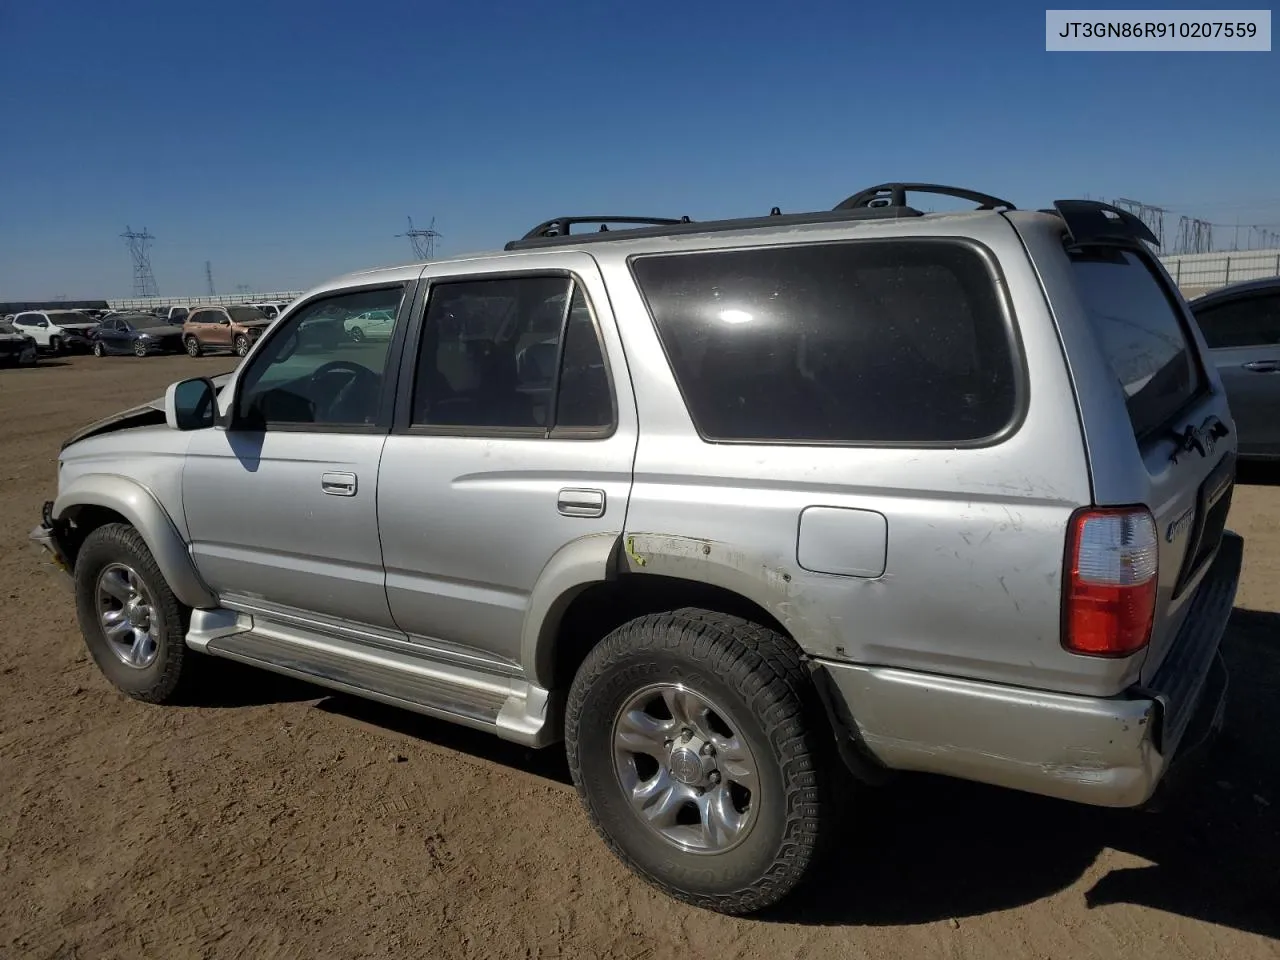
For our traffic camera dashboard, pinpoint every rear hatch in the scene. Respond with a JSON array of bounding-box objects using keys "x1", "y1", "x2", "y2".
[{"x1": 1068, "y1": 247, "x2": 1236, "y2": 683}]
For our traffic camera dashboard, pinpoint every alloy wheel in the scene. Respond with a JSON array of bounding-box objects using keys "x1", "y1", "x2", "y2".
[{"x1": 94, "y1": 563, "x2": 161, "y2": 669}]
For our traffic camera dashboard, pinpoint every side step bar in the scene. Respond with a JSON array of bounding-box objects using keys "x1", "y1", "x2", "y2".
[{"x1": 190, "y1": 609, "x2": 558, "y2": 747}]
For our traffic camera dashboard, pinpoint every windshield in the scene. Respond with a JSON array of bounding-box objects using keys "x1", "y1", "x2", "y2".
[{"x1": 1071, "y1": 248, "x2": 1203, "y2": 440}]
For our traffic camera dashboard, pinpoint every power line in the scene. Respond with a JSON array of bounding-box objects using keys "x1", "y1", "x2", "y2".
[{"x1": 121, "y1": 226, "x2": 159, "y2": 297}]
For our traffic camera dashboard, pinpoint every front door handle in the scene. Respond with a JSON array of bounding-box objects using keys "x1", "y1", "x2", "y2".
[
  {"x1": 321, "y1": 472, "x2": 358, "y2": 496},
  {"x1": 1242, "y1": 360, "x2": 1280, "y2": 373},
  {"x1": 558, "y1": 487, "x2": 605, "y2": 518}
]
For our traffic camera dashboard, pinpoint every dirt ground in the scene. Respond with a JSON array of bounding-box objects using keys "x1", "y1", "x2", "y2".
[{"x1": 1, "y1": 354, "x2": 1278, "y2": 960}]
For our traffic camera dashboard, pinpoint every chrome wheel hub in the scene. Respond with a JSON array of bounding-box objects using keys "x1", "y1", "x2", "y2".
[
  {"x1": 612, "y1": 683, "x2": 759, "y2": 854},
  {"x1": 95, "y1": 563, "x2": 161, "y2": 668}
]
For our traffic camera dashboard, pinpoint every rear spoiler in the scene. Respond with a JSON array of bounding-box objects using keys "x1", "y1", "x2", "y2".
[{"x1": 1047, "y1": 199, "x2": 1160, "y2": 249}]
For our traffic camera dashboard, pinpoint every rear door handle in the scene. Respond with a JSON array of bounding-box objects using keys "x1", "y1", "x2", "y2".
[
  {"x1": 558, "y1": 487, "x2": 605, "y2": 518},
  {"x1": 1242, "y1": 360, "x2": 1280, "y2": 373},
  {"x1": 321, "y1": 472, "x2": 358, "y2": 496}
]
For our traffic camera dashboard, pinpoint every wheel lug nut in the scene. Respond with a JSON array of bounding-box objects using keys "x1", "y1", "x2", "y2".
[
  {"x1": 701, "y1": 742, "x2": 714, "y2": 756},
  {"x1": 708, "y1": 771, "x2": 721, "y2": 785},
  {"x1": 681, "y1": 728, "x2": 693, "y2": 742}
]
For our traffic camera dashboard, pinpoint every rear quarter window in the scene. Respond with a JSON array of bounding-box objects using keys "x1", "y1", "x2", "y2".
[
  {"x1": 630, "y1": 239, "x2": 1019, "y2": 445},
  {"x1": 1070, "y1": 249, "x2": 1204, "y2": 440}
]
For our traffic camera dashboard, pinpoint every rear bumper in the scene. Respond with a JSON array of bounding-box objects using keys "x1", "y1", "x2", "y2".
[{"x1": 816, "y1": 531, "x2": 1242, "y2": 808}]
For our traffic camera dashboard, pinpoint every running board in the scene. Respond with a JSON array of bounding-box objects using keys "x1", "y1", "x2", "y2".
[{"x1": 192, "y1": 610, "x2": 558, "y2": 747}]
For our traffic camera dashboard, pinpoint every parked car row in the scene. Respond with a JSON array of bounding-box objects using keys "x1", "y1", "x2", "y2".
[{"x1": 0, "y1": 300, "x2": 293, "y2": 363}]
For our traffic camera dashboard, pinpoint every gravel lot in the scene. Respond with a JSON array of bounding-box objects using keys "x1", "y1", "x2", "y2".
[{"x1": 2, "y1": 354, "x2": 1278, "y2": 960}]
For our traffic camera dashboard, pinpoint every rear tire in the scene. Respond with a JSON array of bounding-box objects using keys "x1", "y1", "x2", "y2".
[
  {"x1": 565, "y1": 608, "x2": 833, "y2": 915},
  {"x1": 349, "y1": 326, "x2": 365, "y2": 342},
  {"x1": 184, "y1": 336, "x2": 202, "y2": 357},
  {"x1": 73, "y1": 523, "x2": 194, "y2": 704},
  {"x1": 18, "y1": 345, "x2": 38, "y2": 366}
]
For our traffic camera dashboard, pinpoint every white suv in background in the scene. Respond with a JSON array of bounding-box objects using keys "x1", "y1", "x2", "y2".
[{"x1": 11, "y1": 310, "x2": 100, "y2": 353}]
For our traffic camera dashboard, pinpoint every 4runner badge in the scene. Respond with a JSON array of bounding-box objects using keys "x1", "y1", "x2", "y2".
[{"x1": 1166, "y1": 506, "x2": 1195, "y2": 543}]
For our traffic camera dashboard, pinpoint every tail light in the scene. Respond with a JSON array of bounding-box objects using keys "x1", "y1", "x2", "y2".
[{"x1": 1063, "y1": 507, "x2": 1159, "y2": 657}]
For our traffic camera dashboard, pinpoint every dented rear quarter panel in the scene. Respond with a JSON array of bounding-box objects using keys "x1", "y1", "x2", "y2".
[{"x1": 597, "y1": 213, "x2": 1139, "y2": 699}]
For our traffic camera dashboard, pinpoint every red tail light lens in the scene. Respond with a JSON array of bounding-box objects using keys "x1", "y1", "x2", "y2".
[{"x1": 1063, "y1": 507, "x2": 1159, "y2": 657}]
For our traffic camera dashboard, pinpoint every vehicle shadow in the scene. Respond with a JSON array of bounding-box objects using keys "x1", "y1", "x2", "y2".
[
  {"x1": 295, "y1": 609, "x2": 1279, "y2": 936},
  {"x1": 182, "y1": 655, "x2": 325, "y2": 708},
  {"x1": 1236, "y1": 460, "x2": 1280, "y2": 487},
  {"x1": 312, "y1": 694, "x2": 574, "y2": 788}
]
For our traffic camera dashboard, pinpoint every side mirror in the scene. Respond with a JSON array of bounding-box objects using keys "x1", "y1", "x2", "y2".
[{"x1": 164, "y1": 377, "x2": 216, "y2": 431}]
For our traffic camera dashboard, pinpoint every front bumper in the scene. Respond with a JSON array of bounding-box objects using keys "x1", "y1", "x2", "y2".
[
  {"x1": 816, "y1": 531, "x2": 1242, "y2": 809},
  {"x1": 30, "y1": 501, "x2": 73, "y2": 589},
  {"x1": 57, "y1": 332, "x2": 93, "y2": 352}
]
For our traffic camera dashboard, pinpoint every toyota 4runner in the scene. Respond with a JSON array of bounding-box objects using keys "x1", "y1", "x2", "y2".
[{"x1": 31, "y1": 184, "x2": 1243, "y2": 915}]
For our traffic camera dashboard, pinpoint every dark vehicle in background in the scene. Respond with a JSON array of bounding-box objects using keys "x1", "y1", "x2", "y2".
[
  {"x1": 1190, "y1": 277, "x2": 1280, "y2": 460},
  {"x1": 0, "y1": 321, "x2": 39, "y2": 367},
  {"x1": 90, "y1": 313, "x2": 185, "y2": 357}
]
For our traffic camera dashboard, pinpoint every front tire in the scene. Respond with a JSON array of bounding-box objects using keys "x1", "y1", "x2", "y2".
[
  {"x1": 233, "y1": 334, "x2": 249, "y2": 357},
  {"x1": 566, "y1": 608, "x2": 832, "y2": 915},
  {"x1": 92, "y1": 341, "x2": 105, "y2": 358},
  {"x1": 49, "y1": 335, "x2": 63, "y2": 354},
  {"x1": 133, "y1": 341, "x2": 148, "y2": 358},
  {"x1": 184, "y1": 336, "x2": 202, "y2": 357},
  {"x1": 73, "y1": 523, "x2": 194, "y2": 704},
  {"x1": 18, "y1": 345, "x2": 38, "y2": 366}
]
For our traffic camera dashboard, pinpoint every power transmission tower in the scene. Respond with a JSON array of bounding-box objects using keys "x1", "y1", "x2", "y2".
[
  {"x1": 397, "y1": 216, "x2": 441, "y2": 260},
  {"x1": 205, "y1": 261, "x2": 216, "y2": 296},
  {"x1": 1175, "y1": 216, "x2": 1213, "y2": 255},
  {"x1": 1113, "y1": 198, "x2": 1166, "y2": 250},
  {"x1": 121, "y1": 226, "x2": 159, "y2": 297}
]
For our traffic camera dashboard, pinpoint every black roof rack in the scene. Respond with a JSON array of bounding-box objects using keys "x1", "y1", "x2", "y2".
[
  {"x1": 504, "y1": 182, "x2": 1026, "y2": 252},
  {"x1": 1045, "y1": 199, "x2": 1161, "y2": 248},
  {"x1": 519, "y1": 215, "x2": 692, "y2": 242},
  {"x1": 834, "y1": 182, "x2": 1016, "y2": 212}
]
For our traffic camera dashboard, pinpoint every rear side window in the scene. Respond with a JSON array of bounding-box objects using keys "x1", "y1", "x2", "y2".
[
  {"x1": 1193, "y1": 293, "x2": 1280, "y2": 349},
  {"x1": 1070, "y1": 250, "x2": 1203, "y2": 439},
  {"x1": 631, "y1": 239, "x2": 1018, "y2": 444}
]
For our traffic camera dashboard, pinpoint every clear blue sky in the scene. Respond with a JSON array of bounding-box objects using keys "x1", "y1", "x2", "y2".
[{"x1": 1, "y1": 0, "x2": 1276, "y2": 299}]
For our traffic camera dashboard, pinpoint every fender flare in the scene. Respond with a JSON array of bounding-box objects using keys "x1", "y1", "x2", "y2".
[
  {"x1": 521, "y1": 533, "x2": 620, "y2": 688},
  {"x1": 521, "y1": 531, "x2": 831, "y2": 689},
  {"x1": 54, "y1": 473, "x2": 217, "y2": 609}
]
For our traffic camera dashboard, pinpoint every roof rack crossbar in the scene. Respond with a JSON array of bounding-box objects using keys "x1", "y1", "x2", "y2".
[
  {"x1": 519, "y1": 215, "x2": 691, "y2": 241},
  {"x1": 1047, "y1": 199, "x2": 1161, "y2": 249},
  {"x1": 834, "y1": 182, "x2": 1016, "y2": 212}
]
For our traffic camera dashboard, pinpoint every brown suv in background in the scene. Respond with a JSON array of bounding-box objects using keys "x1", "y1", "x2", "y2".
[{"x1": 182, "y1": 305, "x2": 272, "y2": 357}]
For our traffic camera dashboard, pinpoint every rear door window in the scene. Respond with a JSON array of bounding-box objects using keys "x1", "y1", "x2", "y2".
[
  {"x1": 631, "y1": 239, "x2": 1018, "y2": 444},
  {"x1": 1070, "y1": 249, "x2": 1204, "y2": 439},
  {"x1": 1193, "y1": 293, "x2": 1280, "y2": 349}
]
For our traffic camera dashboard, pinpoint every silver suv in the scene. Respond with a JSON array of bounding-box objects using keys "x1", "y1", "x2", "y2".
[{"x1": 31, "y1": 184, "x2": 1243, "y2": 915}]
